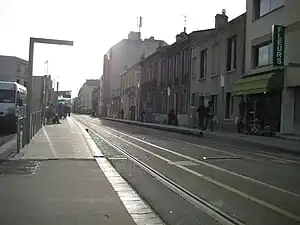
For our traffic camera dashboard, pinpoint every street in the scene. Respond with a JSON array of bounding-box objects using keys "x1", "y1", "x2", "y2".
[{"x1": 74, "y1": 115, "x2": 300, "y2": 225}]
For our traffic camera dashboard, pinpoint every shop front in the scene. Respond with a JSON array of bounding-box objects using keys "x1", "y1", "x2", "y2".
[{"x1": 232, "y1": 69, "x2": 283, "y2": 135}]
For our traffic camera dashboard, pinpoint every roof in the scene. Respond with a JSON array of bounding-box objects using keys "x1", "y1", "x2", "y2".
[
  {"x1": 0, "y1": 55, "x2": 28, "y2": 65},
  {"x1": 192, "y1": 12, "x2": 246, "y2": 47}
]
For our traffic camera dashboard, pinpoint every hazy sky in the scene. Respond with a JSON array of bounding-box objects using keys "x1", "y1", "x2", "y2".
[{"x1": 0, "y1": 0, "x2": 246, "y2": 96}]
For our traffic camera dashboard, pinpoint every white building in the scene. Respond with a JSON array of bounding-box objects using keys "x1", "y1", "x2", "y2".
[
  {"x1": 0, "y1": 55, "x2": 28, "y2": 86},
  {"x1": 102, "y1": 31, "x2": 168, "y2": 117},
  {"x1": 77, "y1": 79, "x2": 100, "y2": 113}
]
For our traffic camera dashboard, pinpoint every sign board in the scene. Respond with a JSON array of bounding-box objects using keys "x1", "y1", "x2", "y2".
[
  {"x1": 272, "y1": 25, "x2": 285, "y2": 66},
  {"x1": 220, "y1": 74, "x2": 224, "y2": 87},
  {"x1": 57, "y1": 90, "x2": 72, "y2": 99}
]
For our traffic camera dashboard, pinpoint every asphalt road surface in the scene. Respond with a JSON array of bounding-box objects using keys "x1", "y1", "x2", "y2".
[{"x1": 74, "y1": 115, "x2": 300, "y2": 225}]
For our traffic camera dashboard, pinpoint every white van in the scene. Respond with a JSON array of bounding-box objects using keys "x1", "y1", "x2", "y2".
[{"x1": 0, "y1": 81, "x2": 27, "y2": 132}]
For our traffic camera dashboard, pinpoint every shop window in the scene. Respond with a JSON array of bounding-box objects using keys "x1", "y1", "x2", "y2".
[
  {"x1": 294, "y1": 88, "x2": 300, "y2": 123},
  {"x1": 200, "y1": 49, "x2": 207, "y2": 78},
  {"x1": 252, "y1": 42, "x2": 272, "y2": 68},
  {"x1": 254, "y1": 0, "x2": 284, "y2": 19},
  {"x1": 227, "y1": 36, "x2": 237, "y2": 71}
]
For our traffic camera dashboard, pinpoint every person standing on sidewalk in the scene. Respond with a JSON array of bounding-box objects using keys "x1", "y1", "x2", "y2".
[
  {"x1": 197, "y1": 103, "x2": 207, "y2": 131},
  {"x1": 205, "y1": 101, "x2": 214, "y2": 131}
]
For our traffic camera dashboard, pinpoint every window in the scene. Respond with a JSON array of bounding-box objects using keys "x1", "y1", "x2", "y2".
[
  {"x1": 253, "y1": 42, "x2": 272, "y2": 68},
  {"x1": 191, "y1": 57, "x2": 197, "y2": 77},
  {"x1": 212, "y1": 44, "x2": 220, "y2": 75},
  {"x1": 200, "y1": 49, "x2": 207, "y2": 78},
  {"x1": 176, "y1": 54, "x2": 180, "y2": 77},
  {"x1": 225, "y1": 92, "x2": 233, "y2": 118},
  {"x1": 168, "y1": 57, "x2": 172, "y2": 80},
  {"x1": 173, "y1": 56, "x2": 177, "y2": 78},
  {"x1": 211, "y1": 95, "x2": 218, "y2": 117},
  {"x1": 295, "y1": 88, "x2": 300, "y2": 123},
  {"x1": 191, "y1": 93, "x2": 195, "y2": 106},
  {"x1": 227, "y1": 36, "x2": 237, "y2": 71},
  {"x1": 254, "y1": 0, "x2": 284, "y2": 18},
  {"x1": 184, "y1": 50, "x2": 188, "y2": 75},
  {"x1": 16, "y1": 79, "x2": 20, "y2": 84}
]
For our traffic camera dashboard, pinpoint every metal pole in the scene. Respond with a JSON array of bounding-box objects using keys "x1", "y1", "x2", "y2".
[
  {"x1": 17, "y1": 118, "x2": 21, "y2": 153},
  {"x1": 220, "y1": 86, "x2": 224, "y2": 132},
  {"x1": 22, "y1": 117, "x2": 26, "y2": 147},
  {"x1": 25, "y1": 38, "x2": 34, "y2": 144},
  {"x1": 219, "y1": 74, "x2": 225, "y2": 132}
]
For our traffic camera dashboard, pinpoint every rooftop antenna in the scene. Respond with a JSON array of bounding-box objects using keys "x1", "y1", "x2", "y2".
[
  {"x1": 137, "y1": 16, "x2": 142, "y2": 38},
  {"x1": 180, "y1": 14, "x2": 187, "y2": 33}
]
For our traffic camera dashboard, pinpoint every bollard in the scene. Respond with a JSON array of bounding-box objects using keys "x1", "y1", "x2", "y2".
[{"x1": 16, "y1": 118, "x2": 21, "y2": 153}]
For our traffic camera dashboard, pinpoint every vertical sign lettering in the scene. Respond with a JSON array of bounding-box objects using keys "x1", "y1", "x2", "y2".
[{"x1": 272, "y1": 25, "x2": 285, "y2": 66}]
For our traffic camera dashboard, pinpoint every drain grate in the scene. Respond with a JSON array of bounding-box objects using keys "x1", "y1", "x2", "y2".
[{"x1": 0, "y1": 160, "x2": 40, "y2": 175}]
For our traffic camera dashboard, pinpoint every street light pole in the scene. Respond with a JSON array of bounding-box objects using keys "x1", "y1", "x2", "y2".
[{"x1": 25, "y1": 37, "x2": 73, "y2": 144}]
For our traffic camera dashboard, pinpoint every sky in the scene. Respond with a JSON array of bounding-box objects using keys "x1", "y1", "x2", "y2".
[{"x1": 0, "y1": 0, "x2": 246, "y2": 96}]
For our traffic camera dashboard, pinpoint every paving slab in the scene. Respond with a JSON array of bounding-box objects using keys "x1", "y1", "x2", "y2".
[
  {"x1": 0, "y1": 160, "x2": 136, "y2": 225},
  {"x1": 20, "y1": 117, "x2": 93, "y2": 159}
]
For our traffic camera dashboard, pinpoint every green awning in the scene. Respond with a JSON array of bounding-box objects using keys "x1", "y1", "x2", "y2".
[{"x1": 231, "y1": 72, "x2": 283, "y2": 96}]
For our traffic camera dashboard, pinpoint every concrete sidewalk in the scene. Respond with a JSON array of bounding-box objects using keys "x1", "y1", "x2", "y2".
[
  {"x1": 0, "y1": 117, "x2": 158, "y2": 225},
  {"x1": 103, "y1": 117, "x2": 300, "y2": 154}
]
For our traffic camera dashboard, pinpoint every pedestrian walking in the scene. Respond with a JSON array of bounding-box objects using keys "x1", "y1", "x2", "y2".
[
  {"x1": 205, "y1": 101, "x2": 214, "y2": 131},
  {"x1": 197, "y1": 103, "x2": 207, "y2": 131}
]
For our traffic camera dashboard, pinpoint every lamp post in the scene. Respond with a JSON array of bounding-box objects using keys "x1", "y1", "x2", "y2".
[
  {"x1": 25, "y1": 37, "x2": 73, "y2": 144},
  {"x1": 220, "y1": 74, "x2": 225, "y2": 132}
]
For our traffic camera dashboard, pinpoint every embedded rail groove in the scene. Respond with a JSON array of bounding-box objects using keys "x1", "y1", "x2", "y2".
[{"x1": 79, "y1": 120, "x2": 246, "y2": 225}]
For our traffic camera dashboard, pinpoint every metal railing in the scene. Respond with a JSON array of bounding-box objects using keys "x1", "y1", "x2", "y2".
[{"x1": 16, "y1": 110, "x2": 42, "y2": 153}]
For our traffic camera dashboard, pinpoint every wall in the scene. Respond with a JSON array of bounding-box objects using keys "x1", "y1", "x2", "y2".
[
  {"x1": 190, "y1": 14, "x2": 246, "y2": 129},
  {"x1": 0, "y1": 56, "x2": 28, "y2": 86},
  {"x1": 245, "y1": 1, "x2": 284, "y2": 72}
]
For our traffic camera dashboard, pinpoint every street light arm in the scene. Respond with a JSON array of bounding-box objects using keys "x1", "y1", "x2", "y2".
[{"x1": 30, "y1": 37, "x2": 74, "y2": 46}]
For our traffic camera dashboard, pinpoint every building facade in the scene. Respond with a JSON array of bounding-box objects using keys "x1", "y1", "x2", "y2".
[
  {"x1": 92, "y1": 87, "x2": 100, "y2": 115},
  {"x1": 139, "y1": 29, "x2": 214, "y2": 125},
  {"x1": 190, "y1": 12, "x2": 246, "y2": 131},
  {"x1": 77, "y1": 79, "x2": 100, "y2": 113},
  {"x1": 120, "y1": 62, "x2": 141, "y2": 120},
  {"x1": 102, "y1": 31, "x2": 168, "y2": 118},
  {"x1": 0, "y1": 55, "x2": 28, "y2": 87},
  {"x1": 232, "y1": 0, "x2": 300, "y2": 135}
]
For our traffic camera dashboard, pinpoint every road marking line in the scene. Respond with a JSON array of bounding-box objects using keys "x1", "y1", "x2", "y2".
[
  {"x1": 42, "y1": 127, "x2": 58, "y2": 158},
  {"x1": 102, "y1": 127, "x2": 300, "y2": 198},
  {"x1": 164, "y1": 137, "x2": 300, "y2": 165},
  {"x1": 165, "y1": 134, "x2": 300, "y2": 165},
  {"x1": 95, "y1": 128, "x2": 300, "y2": 222}
]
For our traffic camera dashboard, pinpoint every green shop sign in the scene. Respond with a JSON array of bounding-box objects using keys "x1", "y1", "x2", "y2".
[{"x1": 272, "y1": 25, "x2": 286, "y2": 66}]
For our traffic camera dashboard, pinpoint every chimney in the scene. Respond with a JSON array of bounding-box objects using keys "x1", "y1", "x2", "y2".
[
  {"x1": 215, "y1": 9, "x2": 228, "y2": 29},
  {"x1": 176, "y1": 34, "x2": 181, "y2": 42},
  {"x1": 128, "y1": 31, "x2": 141, "y2": 40}
]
